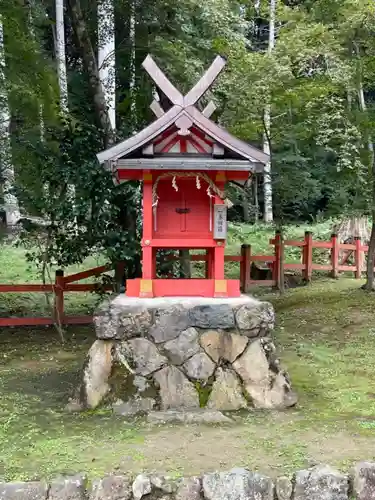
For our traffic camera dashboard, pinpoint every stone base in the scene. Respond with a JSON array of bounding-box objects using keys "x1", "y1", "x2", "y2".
[{"x1": 70, "y1": 295, "x2": 297, "y2": 414}]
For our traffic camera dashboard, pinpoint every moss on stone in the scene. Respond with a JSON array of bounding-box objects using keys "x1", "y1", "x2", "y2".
[{"x1": 194, "y1": 378, "x2": 214, "y2": 408}]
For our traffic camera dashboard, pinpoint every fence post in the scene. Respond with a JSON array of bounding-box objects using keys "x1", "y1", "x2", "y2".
[
  {"x1": 274, "y1": 231, "x2": 281, "y2": 288},
  {"x1": 54, "y1": 269, "x2": 65, "y2": 324},
  {"x1": 355, "y1": 236, "x2": 362, "y2": 279},
  {"x1": 278, "y1": 232, "x2": 285, "y2": 293},
  {"x1": 330, "y1": 233, "x2": 339, "y2": 279},
  {"x1": 241, "y1": 244, "x2": 251, "y2": 293},
  {"x1": 303, "y1": 231, "x2": 313, "y2": 282}
]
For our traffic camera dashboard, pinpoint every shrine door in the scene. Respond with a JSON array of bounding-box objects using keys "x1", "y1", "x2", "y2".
[{"x1": 154, "y1": 179, "x2": 212, "y2": 239}]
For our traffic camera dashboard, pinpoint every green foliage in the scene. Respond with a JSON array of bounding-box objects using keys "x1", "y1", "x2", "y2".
[{"x1": 2, "y1": 0, "x2": 375, "y2": 273}]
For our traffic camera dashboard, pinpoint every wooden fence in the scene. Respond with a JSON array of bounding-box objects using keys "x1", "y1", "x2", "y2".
[{"x1": 0, "y1": 231, "x2": 368, "y2": 327}]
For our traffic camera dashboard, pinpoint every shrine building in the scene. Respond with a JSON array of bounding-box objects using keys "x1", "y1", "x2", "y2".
[{"x1": 97, "y1": 55, "x2": 269, "y2": 299}]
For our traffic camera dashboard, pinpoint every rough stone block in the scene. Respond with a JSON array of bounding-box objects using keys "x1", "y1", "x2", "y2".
[
  {"x1": 112, "y1": 397, "x2": 156, "y2": 416},
  {"x1": 150, "y1": 475, "x2": 178, "y2": 494},
  {"x1": 163, "y1": 328, "x2": 200, "y2": 365},
  {"x1": 149, "y1": 306, "x2": 190, "y2": 343},
  {"x1": 233, "y1": 339, "x2": 297, "y2": 409},
  {"x1": 200, "y1": 331, "x2": 248, "y2": 363},
  {"x1": 95, "y1": 302, "x2": 152, "y2": 340},
  {"x1": 189, "y1": 304, "x2": 235, "y2": 329},
  {"x1": 235, "y1": 302, "x2": 274, "y2": 336},
  {"x1": 202, "y1": 468, "x2": 274, "y2": 500},
  {"x1": 153, "y1": 365, "x2": 200, "y2": 409},
  {"x1": 78, "y1": 340, "x2": 113, "y2": 409},
  {"x1": 294, "y1": 465, "x2": 348, "y2": 500},
  {"x1": 275, "y1": 476, "x2": 292, "y2": 500},
  {"x1": 353, "y1": 462, "x2": 375, "y2": 500},
  {"x1": 0, "y1": 482, "x2": 48, "y2": 500},
  {"x1": 89, "y1": 475, "x2": 132, "y2": 500},
  {"x1": 182, "y1": 352, "x2": 216, "y2": 380},
  {"x1": 233, "y1": 339, "x2": 270, "y2": 385},
  {"x1": 207, "y1": 368, "x2": 248, "y2": 410},
  {"x1": 116, "y1": 338, "x2": 167, "y2": 376},
  {"x1": 49, "y1": 474, "x2": 87, "y2": 499},
  {"x1": 132, "y1": 475, "x2": 152, "y2": 500},
  {"x1": 176, "y1": 477, "x2": 202, "y2": 500}
]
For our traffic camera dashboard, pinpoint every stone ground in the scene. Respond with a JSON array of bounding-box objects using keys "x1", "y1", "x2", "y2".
[{"x1": 1, "y1": 279, "x2": 375, "y2": 481}]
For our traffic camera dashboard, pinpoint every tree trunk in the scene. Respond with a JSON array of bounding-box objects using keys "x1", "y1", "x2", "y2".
[
  {"x1": 0, "y1": 19, "x2": 21, "y2": 226},
  {"x1": 56, "y1": 0, "x2": 68, "y2": 111},
  {"x1": 263, "y1": 0, "x2": 276, "y2": 223},
  {"x1": 68, "y1": 0, "x2": 114, "y2": 146},
  {"x1": 98, "y1": 0, "x2": 116, "y2": 130},
  {"x1": 253, "y1": 175, "x2": 259, "y2": 222},
  {"x1": 129, "y1": 0, "x2": 136, "y2": 131},
  {"x1": 179, "y1": 250, "x2": 191, "y2": 278}
]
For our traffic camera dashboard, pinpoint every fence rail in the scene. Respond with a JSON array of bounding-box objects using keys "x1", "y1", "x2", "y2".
[{"x1": 0, "y1": 232, "x2": 369, "y2": 327}]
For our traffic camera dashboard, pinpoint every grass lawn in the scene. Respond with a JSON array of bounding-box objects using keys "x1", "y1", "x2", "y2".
[{"x1": 1, "y1": 278, "x2": 375, "y2": 481}]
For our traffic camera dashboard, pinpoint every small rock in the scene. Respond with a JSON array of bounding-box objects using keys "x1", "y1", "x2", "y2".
[
  {"x1": 182, "y1": 352, "x2": 216, "y2": 380},
  {"x1": 116, "y1": 338, "x2": 167, "y2": 376},
  {"x1": 149, "y1": 306, "x2": 190, "y2": 343},
  {"x1": 294, "y1": 465, "x2": 348, "y2": 500},
  {"x1": 147, "y1": 409, "x2": 234, "y2": 425},
  {"x1": 89, "y1": 475, "x2": 132, "y2": 500},
  {"x1": 235, "y1": 302, "x2": 275, "y2": 336},
  {"x1": 150, "y1": 475, "x2": 178, "y2": 493},
  {"x1": 0, "y1": 482, "x2": 48, "y2": 500},
  {"x1": 200, "y1": 331, "x2": 248, "y2": 363},
  {"x1": 176, "y1": 477, "x2": 202, "y2": 500},
  {"x1": 189, "y1": 304, "x2": 235, "y2": 329},
  {"x1": 207, "y1": 368, "x2": 248, "y2": 411},
  {"x1": 112, "y1": 397, "x2": 155, "y2": 416},
  {"x1": 133, "y1": 376, "x2": 150, "y2": 393},
  {"x1": 245, "y1": 372, "x2": 297, "y2": 409},
  {"x1": 65, "y1": 399, "x2": 83, "y2": 413},
  {"x1": 163, "y1": 328, "x2": 201, "y2": 365},
  {"x1": 79, "y1": 340, "x2": 113, "y2": 409},
  {"x1": 49, "y1": 474, "x2": 87, "y2": 499},
  {"x1": 153, "y1": 366, "x2": 200, "y2": 410},
  {"x1": 275, "y1": 476, "x2": 293, "y2": 500},
  {"x1": 132, "y1": 475, "x2": 152, "y2": 500},
  {"x1": 353, "y1": 462, "x2": 375, "y2": 500},
  {"x1": 203, "y1": 468, "x2": 274, "y2": 500}
]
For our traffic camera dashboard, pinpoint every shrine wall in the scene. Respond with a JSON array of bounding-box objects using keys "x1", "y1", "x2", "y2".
[{"x1": 0, "y1": 462, "x2": 374, "y2": 499}]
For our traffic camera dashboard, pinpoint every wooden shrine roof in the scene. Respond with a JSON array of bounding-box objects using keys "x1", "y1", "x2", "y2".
[{"x1": 97, "y1": 55, "x2": 269, "y2": 169}]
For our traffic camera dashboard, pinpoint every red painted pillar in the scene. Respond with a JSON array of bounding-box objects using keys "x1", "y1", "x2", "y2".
[
  {"x1": 213, "y1": 173, "x2": 227, "y2": 296},
  {"x1": 304, "y1": 231, "x2": 313, "y2": 282},
  {"x1": 142, "y1": 173, "x2": 155, "y2": 280},
  {"x1": 355, "y1": 236, "x2": 362, "y2": 279}
]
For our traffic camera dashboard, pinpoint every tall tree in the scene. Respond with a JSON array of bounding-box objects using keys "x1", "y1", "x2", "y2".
[
  {"x1": 98, "y1": 0, "x2": 116, "y2": 130},
  {"x1": 0, "y1": 17, "x2": 20, "y2": 226},
  {"x1": 263, "y1": 0, "x2": 276, "y2": 223},
  {"x1": 56, "y1": 0, "x2": 68, "y2": 111}
]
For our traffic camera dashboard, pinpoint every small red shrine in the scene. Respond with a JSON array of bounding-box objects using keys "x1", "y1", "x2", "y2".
[{"x1": 97, "y1": 55, "x2": 269, "y2": 298}]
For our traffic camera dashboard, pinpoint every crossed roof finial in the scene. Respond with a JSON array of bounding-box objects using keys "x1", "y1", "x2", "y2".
[{"x1": 142, "y1": 55, "x2": 226, "y2": 120}]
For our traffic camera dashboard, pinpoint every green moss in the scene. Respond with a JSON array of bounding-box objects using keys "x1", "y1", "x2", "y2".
[{"x1": 195, "y1": 379, "x2": 214, "y2": 407}]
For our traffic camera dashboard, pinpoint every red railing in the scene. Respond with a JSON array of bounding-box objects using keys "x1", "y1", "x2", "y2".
[{"x1": 0, "y1": 231, "x2": 368, "y2": 327}]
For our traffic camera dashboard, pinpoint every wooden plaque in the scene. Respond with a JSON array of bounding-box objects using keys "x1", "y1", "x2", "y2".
[{"x1": 213, "y1": 204, "x2": 227, "y2": 239}]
